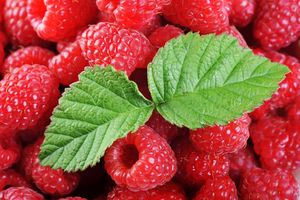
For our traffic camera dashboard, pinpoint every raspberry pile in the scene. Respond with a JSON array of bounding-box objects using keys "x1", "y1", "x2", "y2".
[{"x1": 0, "y1": 0, "x2": 300, "y2": 199}]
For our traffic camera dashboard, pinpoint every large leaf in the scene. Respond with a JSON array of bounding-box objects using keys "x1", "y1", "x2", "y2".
[
  {"x1": 148, "y1": 33, "x2": 289, "y2": 129},
  {"x1": 40, "y1": 66, "x2": 154, "y2": 172}
]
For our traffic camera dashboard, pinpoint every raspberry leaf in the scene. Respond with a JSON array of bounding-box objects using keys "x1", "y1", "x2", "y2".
[
  {"x1": 39, "y1": 66, "x2": 154, "y2": 172},
  {"x1": 148, "y1": 33, "x2": 289, "y2": 129}
]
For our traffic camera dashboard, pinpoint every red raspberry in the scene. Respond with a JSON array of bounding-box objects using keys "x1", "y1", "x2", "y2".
[
  {"x1": 97, "y1": 11, "x2": 117, "y2": 23},
  {"x1": 0, "y1": 187, "x2": 44, "y2": 200},
  {"x1": 104, "y1": 125, "x2": 177, "y2": 191},
  {"x1": 218, "y1": 26, "x2": 248, "y2": 48},
  {"x1": 96, "y1": 0, "x2": 170, "y2": 30},
  {"x1": 132, "y1": 15, "x2": 162, "y2": 37},
  {"x1": 80, "y1": 22, "x2": 155, "y2": 76},
  {"x1": 27, "y1": 0, "x2": 97, "y2": 42},
  {"x1": 0, "y1": 132, "x2": 21, "y2": 170},
  {"x1": 2, "y1": 46, "x2": 55, "y2": 74},
  {"x1": 190, "y1": 114, "x2": 250, "y2": 154},
  {"x1": 250, "y1": 115, "x2": 300, "y2": 170},
  {"x1": 146, "y1": 111, "x2": 179, "y2": 143},
  {"x1": 0, "y1": 64, "x2": 59, "y2": 133},
  {"x1": 148, "y1": 25, "x2": 183, "y2": 48},
  {"x1": 254, "y1": 0, "x2": 300, "y2": 50},
  {"x1": 288, "y1": 96, "x2": 300, "y2": 122},
  {"x1": 164, "y1": 0, "x2": 229, "y2": 34},
  {"x1": 107, "y1": 182, "x2": 186, "y2": 200},
  {"x1": 58, "y1": 197, "x2": 87, "y2": 200},
  {"x1": 226, "y1": 0, "x2": 256, "y2": 27},
  {"x1": 173, "y1": 137, "x2": 230, "y2": 187},
  {"x1": 251, "y1": 49, "x2": 300, "y2": 120},
  {"x1": 0, "y1": 169, "x2": 30, "y2": 190},
  {"x1": 194, "y1": 176, "x2": 238, "y2": 200},
  {"x1": 49, "y1": 40, "x2": 89, "y2": 86},
  {"x1": 0, "y1": 0, "x2": 4, "y2": 23},
  {"x1": 240, "y1": 168, "x2": 299, "y2": 200},
  {"x1": 3, "y1": 0, "x2": 45, "y2": 46}
]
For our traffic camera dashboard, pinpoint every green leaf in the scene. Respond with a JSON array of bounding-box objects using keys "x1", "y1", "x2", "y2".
[
  {"x1": 148, "y1": 33, "x2": 289, "y2": 129},
  {"x1": 39, "y1": 66, "x2": 154, "y2": 172}
]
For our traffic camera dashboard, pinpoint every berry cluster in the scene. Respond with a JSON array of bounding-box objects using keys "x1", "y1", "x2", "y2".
[{"x1": 0, "y1": 0, "x2": 299, "y2": 199}]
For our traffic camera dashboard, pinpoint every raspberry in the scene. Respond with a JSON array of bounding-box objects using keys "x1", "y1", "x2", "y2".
[
  {"x1": 194, "y1": 176, "x2": 238, "y2": 200},
  {"x1": 132, "y1": 15, "x2": 162, "y2": 37},
  {"x1": 240, "y1": 168, "x2": 299, "y2": 200},
  {"x1": 0, "y1": 187, "x2": 44, "y2": 200},
  {"x1": 254, "y1": 0, "x2": 300, "y2": 50},
  {"x1": 80, "y1": 22, "x2": 155, "y2": 76},
  {"x1": 27, "y1": 0, "x2": 97, "y2": 42},
  {"x1": 288, "y1": 96, "x2": 300, "y2": 122},
  {"x1": 218, "y1": 26, "x2": 248, "y2": 48},
  {"x1": 58, "y1": 197, "x2": 87, "y2": 200},
  {"x1": 164, "y1": 0, "x2": 229, "y2": 34},
  {"x1": 173, "y1": 137, "x2": 230, "y2": 187},
  {"x1": 107, "y1": 182, "x2": 186, "y2": 200},
  {"x1": 0, "y1": 169, "x2": 30, "y2": 190},
  {"x1": 49, "y1": 40, "x2": 89, "y2": 85},
  {"x1": 148, "y1": 25, "x2": 183, "y2": 48},
  {"x1": 226, "y1": 0, "x2": 256, "y2": 27},
  {"x1": 190, "y1": 114, "x2": 250, "y2": 154},
  {"x1": 250, "y1": 115, "x2": 300, "y2": 171},
  {"x1": 0, "y1": 132, "x2": 21, "y2": 170},
  {"x1": 146, "y1": 111, "x2": 179, "y2": 143},
  {"x1": 104, "y1": 125, "x2": 177, "y2": 191},
  {"x1": 0, "y1": 64, "x2": 59, "y2": 133},
  {"x1": 23, "y1": 137, "x2": 80, "y2": 196},
  {"x1": 251, "y1": 49, "x2": 300, "y2": 120},
  {"x1": 3, "y1": 0, "x2": 45, "y2": 46},
  {"x1": 96, "y1": 0, "x2": 170, "y2": 30},
  {"x1": 2, "y1": 46, "x2": 55, "y2": 74}
]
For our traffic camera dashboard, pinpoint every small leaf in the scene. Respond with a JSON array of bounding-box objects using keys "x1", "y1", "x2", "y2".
[
  {"x1": 39, "y1": 66, "x2": 154, "y2": 172},
  {"x1": 148, "y1": 33, "x2": 289, "y2": 129}
]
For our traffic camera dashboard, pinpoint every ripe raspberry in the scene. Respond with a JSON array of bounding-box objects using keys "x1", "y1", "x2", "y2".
[
  {"x1": 250, "y1": 115, "x2": 300, "y2": 170},
  {"x1": 0, "y1": 64, "x2": 59, "y2": 133},
  {"x1": 49, "y1": 40, "x2": 89, "y2": 85},
  {"x1": 218, "y1": 26, "x2": 248, "y2": 48},
  {"x1": 288, "y1": 96, "x2": 300, "y2": 122},
  {"x1": 104, "y1": 125, "x2": 177, "y2": 191},
  {"x1": 194, "y1": 176, "x2": 238, "y2": 200},
  {"x1": 0, "y1": 169, "x2": 30, "y2": 190},
  {"x1": 107, "y1": 182, "x2": 186, "y2": 200},
  {"x1": 132, "y1": 15, "x2": 162, "y2": 37},
  {"x1": 146, "y1": 111, "x2": 179, "y2": 143},
  {"x1": 0, "y1": 187, "x2": 44, "y2": 200},
  {"x1": 226, "y1": 0, "x2": 256, "y2": 27},
  {"x1": 2, "y1": 46, "x2": 55, "y2": 74},
  {"x1": 80, "y1": 22, "x2": 155, "y2": 76},
  {"x1": 0, "y1": 0, "x2": 4, "y2": 23},
  {"x1": 96, "y1": 0, "x2": 170, "y2": 30},
  {"x1": 251, "y1": 49, "x2": 300, "y2": 120},
  {"x1": 58, "y1": 197, "x2": 87, "y2": 200},
  {"x1": 240, "y1": 168, "x2": 299, "y2": 200},
  {"x1": 148, "y1": 25, "x2": 183, "y2": 48},
  {"x1": 254, "y1": 0, "x2": 300, "y2": 50},
  {"x1": 3, "y1": 0, "x2": 45, "y2": 46},
  {"x1": 173, "y1": 137, "x2": 230, "y2": 187},
  {"x1": 190, "y1": 114, "x2": 250, "y2": 154},
  {"x1": 27, "y1": 0, "x2": 97, "y2": 42},
  {"x1": 164, "y1": 0, "x2": 229, "y2": 34},
  {"x1": 0, "y1": 132, "x2": 21, "y2": 170}
]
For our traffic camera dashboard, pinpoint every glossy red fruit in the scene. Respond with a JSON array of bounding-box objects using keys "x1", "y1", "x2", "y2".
[
  {"x1": 0, "y1": 187, "x2": 44, "y2": 200},
  {"x1": 49, "y1": 40, "x2": 89, "y2": 85},
  {"x1": 226, "y1": 0, "x2": 256, "y2": 27},
  {"x1": 2, "y1": 46, "x2": 55, "y2": 74},
  {"x1": 3, "y1": 0, "x2": 45, "y2": 46},
  {"x1": 104, "y1": 125, "x2": 177, "y2": 191},
  {"x1": 218, "y1": 26, "x2": 248, "y2": 47},
  {"x1": 27, "y1": 0, "x2": 97, "y2": 42},
  {"x1": 250, "y1": 115, "x2": 300, "y2": 171},
  {"x1": 148, "y1": 25, "x2": 183, "y2": 48},
  {"x1": 0, "y1": 64, "x2": 59, "y2": 134},
  {"x1": 254, "y1": 0, "x2": 300, "y2": 50},
  {"x1": 173, "y1": 137, "x2": 230, "y2": 187},
  {"x1": 164, "y1": 0, "x2": 229, "y2": 34},
  {"x1": 0, "y1": 169, "x2": 30, "y2": 190},
  {"x1": 80, "y1": 22, "x2": 155, "y2": 76},
  {"x1": 107, "y1": 182, "x2": 186, "y2": 200},
  {"x1": 0, "y1": 132, "x2": 21, "y2": 170},
  {"x1": 194, "y1": 176, "x2": 238, "y2": 200},
  {"x1": 240, "y1": 168, "x2": 299, "y2": 200},
  {"x1": 190, "y1": 114, "x2": 250, "y2": 154}
]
